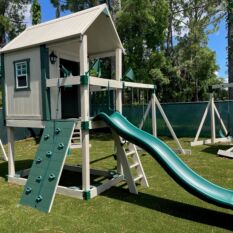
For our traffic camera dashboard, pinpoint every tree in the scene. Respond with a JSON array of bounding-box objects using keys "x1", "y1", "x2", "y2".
[
  {"x1": 0, "y1": 0, "x2": 30, "y2": 47},
  {"x1": 161, "y1": 0, "x2": 225, "y2": 101},
  {"x1": 31, "y1": 0, "x2": 41, "y2": 25},
  {"x1": 117, "y1": 0, "x2": 169, "y2": 83},
  {"x1": 50, "y1": 0, "x2": 121, "y2": 19},
  {"x1": 228, "y1": 0, "x2": 233, "y2": 99},
  {"x1": 50, "y1": 0, "x2": 62, "y2": 18}
]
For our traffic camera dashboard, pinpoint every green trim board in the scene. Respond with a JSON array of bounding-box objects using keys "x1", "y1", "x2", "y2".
[
  {"x1": 80, "y1": 74, "x2": 89, "y2": 85},
  {"x1": 20, "y1": 120, "x2": 75, "y2": 213},
  {"x1": 95, "y1": 112, "x2": 233, "y2": 210},
  {"x1": 81, "y1": 121, "x2": 89, "y2": 130},
  {"x1": 13, "y1": 58, "x2": 31, "y2": 91},
  {"x1": 1, "y1": 53, "x2": 6, "y2": 124},
  {"x1": 40, "y1": 45, "x2": 51, "y2": 121}
]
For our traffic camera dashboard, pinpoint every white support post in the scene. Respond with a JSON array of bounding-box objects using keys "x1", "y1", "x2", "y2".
[
  {"x1": 151, "y1": 94, "x2": 157, "y2": 137},
  {"x1": 210, "y1": 93, "x2": 216, "y2": 144},
  {"x1": 193, "y1": 101, "x2": 211, "y2": 143},
  {"x1": 7, "y1": 127, "x2": 15, "y2": 177},
  {"x1": 80, "y1": 35, "x2": 90, "y2": 192},
  {"x1": 153, "y1": 94, "x2": 185, "y2": 155},
  {"x1": 214, "y1": 105, "x2": 228, "y2": 136},
  {"x1": 139, "y1": 99, "x2": 151, "y2": 129},
  {"x1": 115, "y1": 48, "x2": 123, "y2": 175},
  {"x1": 115, "y1": 48, "x2": 122, "y2": 113},
  {"x1": 0, "y1": 139, "x2": 8, "y2": 161}
]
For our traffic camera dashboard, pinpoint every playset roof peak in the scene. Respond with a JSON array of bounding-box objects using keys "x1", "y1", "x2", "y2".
[{"x1": 1, "y1": 4, "x2": 123, "y2": 54}]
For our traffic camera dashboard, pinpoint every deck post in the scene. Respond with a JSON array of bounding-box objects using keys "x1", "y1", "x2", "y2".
[
  {"x1": 7, "y1": 127, "x2": 15, "y2": 177},
  {"x1": 115, "y1": 48, "x2": 123, "y2": 174},
  {"x1": 115, "y1": 48, "x2": 122, "y2": 113},
  {"x1": 80, "y1": 35, "x2": 90, "y2": 193}
]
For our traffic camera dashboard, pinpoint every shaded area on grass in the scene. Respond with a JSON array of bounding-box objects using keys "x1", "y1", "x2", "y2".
[
  {"x1": 103, "y1": 186, "x2": 233, "y2": 231},
  {"x1": 0, "y1": 160, "x2": 116, "y2": 191},
  {"x1": 202, "y1": 144, "x2": 233, "y2": 156},
  {"x1": 0, "y1": 160, "x2": 34, "y2": 178}
]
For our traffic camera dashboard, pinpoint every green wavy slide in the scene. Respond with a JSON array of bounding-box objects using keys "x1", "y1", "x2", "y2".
[{"x1": 95, "y1": 112, "x2": 233, "y2": 209}]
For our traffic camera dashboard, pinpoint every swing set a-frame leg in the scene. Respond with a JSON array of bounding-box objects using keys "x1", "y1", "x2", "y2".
[
  {"x1": 139, "y1": 94, "x2": 189, "y2": 155},
  {"x1": 191, "y1": 93, "x2": 231, "y2": 146},
  {"x1": 0, "y1": 139, "x2": 8, "y2": 161}
]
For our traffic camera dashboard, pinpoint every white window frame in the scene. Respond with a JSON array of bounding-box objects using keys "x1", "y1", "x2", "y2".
[{"x1": 14, "y1": 59, "x2": 30, "y2": 90}]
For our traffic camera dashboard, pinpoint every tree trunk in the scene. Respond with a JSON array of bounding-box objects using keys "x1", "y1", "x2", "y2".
[
  {"x1": 228, "y1": 1, "x2": 233, "y2": 99},
  {"x1": 166, "y1": 0, "x2": 174, "y2": 56}
]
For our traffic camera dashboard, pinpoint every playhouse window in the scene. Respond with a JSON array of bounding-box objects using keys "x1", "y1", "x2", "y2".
[{"x1": 14, "y1": 59, "x2": 30, "y2": 90}]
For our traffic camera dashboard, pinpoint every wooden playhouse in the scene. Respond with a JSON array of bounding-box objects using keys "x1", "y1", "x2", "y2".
[{"x1": 0, "y1": 4, "x2": 155, "y2": 212}]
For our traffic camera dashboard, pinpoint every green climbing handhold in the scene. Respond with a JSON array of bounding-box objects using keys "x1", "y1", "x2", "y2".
[
  {"x1": 36, "y1": 176, "x2": 42, "y2": 183},
  {"x1": 46, "y1": 151, "x2": 52, "y2": 157},
  {"x1": 44, "y1": 134, "x2": 50, "y2": 140},
  {"x1": 36, "y1": 158, "x2": 42, "y2": 164},
  {"x1": 25, "y1": 187, "x2": 32, "y2": 194},
  {"x1": 55, "y1": 128, "x2": 61, "y2": 134},
  {"x1": 58, "y1": 143, "x2": 64, "y2": 150},
  {"x1": 36, "y1": 195, "x2": 43, "y2": 203},
  {"x1": 48, "y1": 173, "x2": 56, "y2": 181}
]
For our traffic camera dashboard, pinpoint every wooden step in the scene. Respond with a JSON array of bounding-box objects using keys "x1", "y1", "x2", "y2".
[
  {"x1": 126, "y1": 151, "x2": 135, "y2": 157},
  {"x1": 134, "y1": 175, "x2": 143, "y2": 183},
  {"x1": 130, "y1": 162, "x2": 139, "y2": 169},
  {"x1": 73, "y1": 132, "x2": 80, "y2": 136},
  {"x1": 70, "y1": 145, "x2": 82, "y2": 149}
]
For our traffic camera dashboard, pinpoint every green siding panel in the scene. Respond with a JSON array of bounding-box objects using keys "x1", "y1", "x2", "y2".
[
  {"x1": 40, "y1": 45, "x2": 51, "y2": 121},
  {"x1": 1, "y1": 54, "x2": 6, "y2": 125},
  {"x1": 20, "y1": 120, "x2": 75, "y2": 213}
]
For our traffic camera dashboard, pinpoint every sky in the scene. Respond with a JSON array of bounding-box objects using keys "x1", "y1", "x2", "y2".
[{"x1": 31, "y1": 1, "x2": 228, "y2": 80}]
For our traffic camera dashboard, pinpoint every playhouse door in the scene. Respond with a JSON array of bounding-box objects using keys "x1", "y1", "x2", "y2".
[{"x1": 60, "y1": 58, "x2": 80, "y2": 119}]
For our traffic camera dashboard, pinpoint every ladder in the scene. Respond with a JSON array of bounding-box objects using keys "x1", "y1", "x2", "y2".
[
  {"x1": 70, "y1": 129, "x2": 91, "y2": 149},
  {"x1": 113, "y1": 132, "x2": 149, "y2": 194},
  {"x1": 70, "y1": 129, "x2": 82, "y2": 149}
]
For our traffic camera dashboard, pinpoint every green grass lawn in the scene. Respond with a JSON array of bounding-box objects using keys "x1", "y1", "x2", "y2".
[{"x1": 0, "y1": 134, "x2": 233, "y2": 233}]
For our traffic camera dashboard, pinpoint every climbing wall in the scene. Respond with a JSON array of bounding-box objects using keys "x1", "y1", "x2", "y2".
[{"x1": 20, "y1": 120, "x2": 75, "y2": 213}]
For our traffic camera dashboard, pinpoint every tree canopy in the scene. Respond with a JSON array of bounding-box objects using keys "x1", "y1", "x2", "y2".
[
  {"x1": 0, "y1": 0, "x2": 30, "y2": 47},
  {"x1": 0, "y1": 0, "x2": 229, "y2": 102},
  {"x1": 31, "y1": 0, "x2": 41, "y2": 25}
]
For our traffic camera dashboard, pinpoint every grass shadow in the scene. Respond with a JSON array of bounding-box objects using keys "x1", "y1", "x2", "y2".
[
  {"x1": 0, "y1": 160, "x2": 34, "y2": 178},
  {"x1": 0, "y1": 160, "x2": 112, "y2": 190},
  {"x1": 90, "y1": 131, "x2": 113, "y2": 141},
  {"x1": 202, "y1": 144, "x2": 232, "y2": 155},
  {"x1": 103, "y1": 186, "x2": 233, "y2": 231},
  {"x1": 90, "y1": 154, "x2": 115, "y2": 164}
]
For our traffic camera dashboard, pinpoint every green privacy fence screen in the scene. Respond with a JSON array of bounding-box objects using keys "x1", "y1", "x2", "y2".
[
  {"x1": 91, "y1": 101, "x2": 233, "y2": 138},
  {"x1": 1, "y1": 101, "x2": 232, "y2": 143}
]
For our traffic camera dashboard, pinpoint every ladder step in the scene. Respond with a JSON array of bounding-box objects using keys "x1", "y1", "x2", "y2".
[
  {"x1": 126, "y1": 151, "x2": 135, "y2": 157},
  {"x1": 130, "y1": 162, "x2": 140, "y2": 169},
  {"x1": 72, "y1": 137, "x2": 80, "y2": 140},
  {"x1": 134, "y1": 175, "x2": 143, "y2": 183},
  {"x1": 70, "y1": 145, "x2": 82, "y2": 149},
  {"x1": 73, "y1": 132, "x2": 80, "y2": 136}
]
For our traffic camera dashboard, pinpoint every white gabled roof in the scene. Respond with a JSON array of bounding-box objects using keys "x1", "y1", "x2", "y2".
[{"x1": 1, "y1": 4, "x2": 123, "y2": 53}]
